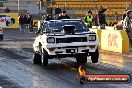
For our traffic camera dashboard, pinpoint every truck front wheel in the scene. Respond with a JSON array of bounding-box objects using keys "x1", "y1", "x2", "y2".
[
  {"x1": 76, "y1": 54, "x2": 87, "y2": 64},
  {"x1": 33, "y1": 52, "x2": 42, "y2": 64},
  {"x1": 41, "y1": 49, "x2": 49, "y2": 66},
  {"x1": 90, "y1": 48, "x2": 99, "y2": 63}
]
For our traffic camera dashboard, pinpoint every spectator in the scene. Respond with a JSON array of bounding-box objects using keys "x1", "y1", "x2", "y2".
[
  {"x1": 0, "y1": 3, "x2": 3, "y2": 7},
  {"x1": 58, "y1": 11, "x2": 70, "y2": 20},
  {"x1": 4, "y1": 7, "x2": 10, "y2": 13},
  {"x1": 46, "y1": 0, "x2": 51, "y2": 2},
  {"x1": 25, "y1": 13, "x2": 33, "y2": 33},
  {"x1": 42, "y1": 14, "x2": 46, "y2": 20},
  {"x1": 98, "y1": 6, "x2": 107, "y2": 29},
  {"x1": 124, "y1": 10, "x2": 132, "y2": 50},
  {"x1": 18, "y1": 14, "x2": 26, "y2": 33},
  {"x1": 55, "y1": 5, "x2": 61, "y2": 19},
  {"x1": 98, "y1": 6, "x2": 104, "y2": 14},
  {"x1": 94, "y1": 11, "x2": 99, "y2": 26},
  {"x1": 46, "y1": 14, "x2": 53, "y2": 21},
  {"x1": 42, "y1": 8, "x2": 47, "y2": 20},
  {"x1": 55, "y1": 5, "x2": 61, "y2": 15},
  {"x1": 46, "y1": 5, "x2": 53, "y2": 16},
  {"x1": 84, "y1": 10, "x2": 94, "y2": 28},
  {"x1": 122, "y1": 10, "x2": 127, "y2": 21},
  {"x1": 114, "y1": 12, "x2": 118, "y2": 21}
]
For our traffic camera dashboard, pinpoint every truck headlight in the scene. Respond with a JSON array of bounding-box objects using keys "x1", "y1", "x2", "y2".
[
  {"x1": 47, "y1": 37, "x2": 55, "y2": 43},
  {"x1": 89, "y1": 35, "x2": 96, "y2": 41}
]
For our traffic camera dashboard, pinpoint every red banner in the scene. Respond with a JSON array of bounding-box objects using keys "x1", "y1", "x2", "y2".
[{"x1": 80, "y1": 74, "x2": 130, "y2": 83}]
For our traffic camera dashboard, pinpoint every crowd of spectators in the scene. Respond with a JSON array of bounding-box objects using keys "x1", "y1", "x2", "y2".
[
  {"x1": 84, "y1": 6, "x2": 107, "y2": 29},
  {"x1": 18, "y1": 13, "x2": 33, "y2": 33},
  {"x1": 45, "y1": 10, "x2": 70, "y2": 21},
  {"x1": 44, "y1": 5, "x2": 108, "y2": 29}
]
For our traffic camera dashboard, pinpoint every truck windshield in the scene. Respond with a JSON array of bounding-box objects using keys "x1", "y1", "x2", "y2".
[{"x1": 44, "y1": 21, "x2": 89, "y2": 33}]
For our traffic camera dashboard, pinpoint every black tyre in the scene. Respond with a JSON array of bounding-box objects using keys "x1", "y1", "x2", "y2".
[
  {"x1": 41, "y1": 52, "x2": 48, "y2": 66},
  {"x1": 76, "y1": 54, "x2": 87, "y2": 64},
  {"x1": 0, "y1": 35, "x2": 3, "y2": 40},
  {"x1": 90, "y1": 48, "x2": 99, "y2": 63},
  {"x1": 33, "y1": 52, "x2": 41, "y2": 64},
  {"x1": 39, "y1": 44, "x2": 49, "y2": 66}
]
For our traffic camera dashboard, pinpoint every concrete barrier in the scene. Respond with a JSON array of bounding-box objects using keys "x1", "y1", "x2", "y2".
[
  {"x1": 89, "y1": 28, "x2": 101, "y2": 49},
  {"x1": 101, "y1": 30, "x2": 129, "y2": 53},
  {"x1": 90, "y1": 28, "x2": 129, "y2": 53}
]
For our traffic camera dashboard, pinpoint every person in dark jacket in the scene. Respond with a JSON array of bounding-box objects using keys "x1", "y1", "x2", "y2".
[
  {"x1": 55, "y1": 5, "x2": 61, "y2": 15},
  {"x1": 4, "y1": 7, "x2": 10, "y2": 13},
  {"x1": 25, "y1": 13, "x2": 33, "y2": 33},
  {"x1": 55, "y1": 5, "x2": 61, "y2": 19},
  {"x1": 46, "y1": 5, "x2": 53, "y2": 17},
  {"x1": 46, "y1": 14, "x2": 53, "y2": 21},
  {"x1": 98, "y1": 6, "x2": 107, "y2": 29},
  {"x1": 19, "y1": 14, "x2": 26, "y2": 33},
  {"x1": 0, "y1": 3, "x2": 3, "y2": 7},
  {"x1": 58, "y1": 11, "x2": 70, "y2": 20}
]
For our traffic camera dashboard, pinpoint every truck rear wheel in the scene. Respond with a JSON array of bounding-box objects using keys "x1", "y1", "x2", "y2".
[
  {"x1": 76, "y1": 54, "x2": 87, "y2": 64},
  {"x1": 0, "y1": 35, "x2": 3, "y2": 40},
  {"x1": 33, "y1": 52, "x2": 42, "y2": 64},
  {"x1": 41, "y1": 48, "x2": 49, "y2": 66}
]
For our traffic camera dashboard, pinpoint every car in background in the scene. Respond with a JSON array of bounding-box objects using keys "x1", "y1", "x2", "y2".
[{"x1": 33, "y1": 19, "x2": 99, "y2": 66}]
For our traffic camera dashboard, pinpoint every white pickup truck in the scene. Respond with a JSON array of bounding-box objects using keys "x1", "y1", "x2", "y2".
[{"x1": 33, "y1": 19, "x2": 99, "y2": 66}]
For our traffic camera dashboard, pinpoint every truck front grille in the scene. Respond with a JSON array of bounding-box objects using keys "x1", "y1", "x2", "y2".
[{"x1": 56, "y1": 37, "x2": 87, "y2": 43}]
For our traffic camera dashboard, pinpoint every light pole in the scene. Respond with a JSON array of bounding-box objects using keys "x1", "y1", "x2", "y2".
[
  {"x1": 39, "y1": 0, "x2": 42, "y2": 12},
  {"x1": 94, "y1": 0, "x2": 97, "y2": 13},
  {"x1": 40, "y1": 0, "x2": 43, "y2": 20},
  {"x1": 18, "y1": 0, "x2": 20, "y2": 12},
  {"x1": 125, "y1": 0, "x2": 130, "y2": 10}
]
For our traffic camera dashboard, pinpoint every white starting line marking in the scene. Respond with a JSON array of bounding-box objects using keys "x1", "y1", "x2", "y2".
[
  {"x1": 4, "y1": 39, "x2": 14, "y2": 41},
  {"x1": 0, "y1": 86, "x2": 3, "y2": 88}
]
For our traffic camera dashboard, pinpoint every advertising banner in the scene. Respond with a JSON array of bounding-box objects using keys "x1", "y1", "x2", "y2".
[
  {"x1": 0, "y1": 13, "x2": 19, "y2": 28},
  {"x1": 0, "y1": 13, "x2": 40, "y2": 29}
]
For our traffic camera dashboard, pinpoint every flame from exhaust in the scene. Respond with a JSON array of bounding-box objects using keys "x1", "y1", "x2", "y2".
[{"x1": 78, "y1": 65, "x2": 86, "y2": 76}]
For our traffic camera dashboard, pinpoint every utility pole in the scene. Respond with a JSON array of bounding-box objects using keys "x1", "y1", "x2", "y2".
[
  {"x1": 18, "y1": 0, "x2": 20, "y2": 12},
  {"x1": 39, "y1": 0, "x2": 43, "y2": 19},
  {"x1": 94, "y1": 0, "x2": 97, "y2": 13}
]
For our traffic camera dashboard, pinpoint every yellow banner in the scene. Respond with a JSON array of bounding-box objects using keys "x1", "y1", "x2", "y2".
[
  {"x1": 0, "y1": 13, "x2": 19, "y2": 28},
  {"x1": 0, "y1": 13, "x2": 40, "y2": 28},
  {"x1": 33, "y1": 20, "x2": 39, "y2": 28},
  {"x1": 101, "y1": 30, "x2": 129, "y2": 53}
]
